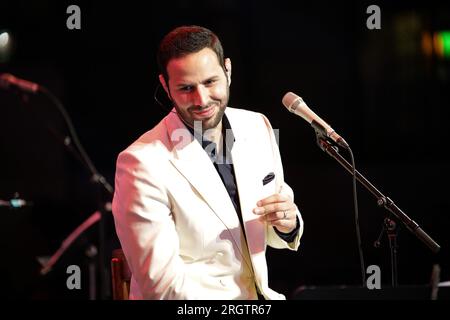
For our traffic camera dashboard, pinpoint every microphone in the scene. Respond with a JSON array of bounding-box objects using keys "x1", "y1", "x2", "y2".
[
  {"x1": 0, "y1": 73, "x2": 40, "y2": 93},
  {"x1": 282, "y1": 91, "x2": 349, "y2": 149}
]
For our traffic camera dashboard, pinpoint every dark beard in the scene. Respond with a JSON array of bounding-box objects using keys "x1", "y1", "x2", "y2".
[{"x1": 174, "y1": 85, "x2": 230, "y2": 132}]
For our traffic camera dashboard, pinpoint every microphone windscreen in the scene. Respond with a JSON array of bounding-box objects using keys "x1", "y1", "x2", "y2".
[{"x1": 282, "y1": 92, "x2": 300, "y2": 110}]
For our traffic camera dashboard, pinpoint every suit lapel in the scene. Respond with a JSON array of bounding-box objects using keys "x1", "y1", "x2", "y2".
[
  {"x1": 164, "y1": 111, "x2": 239, "y2": 228},
  {"x1": 226, "y1": 109, "x2": 267, "y2": 256}
]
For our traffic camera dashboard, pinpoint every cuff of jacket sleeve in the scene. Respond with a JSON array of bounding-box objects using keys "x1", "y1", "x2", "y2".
[{"x1": 274, "y1": 215, "x2": 300, "y2": 243}]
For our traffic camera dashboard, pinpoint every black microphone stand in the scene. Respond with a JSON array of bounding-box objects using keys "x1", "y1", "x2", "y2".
[
  {"x1": 374, "y1": 217, "x2": 399, "y2": 287},
  {"x1": 314, "y1": 133, "x2": 440, "y2": 286},
  {"x1": 39, "y1": 86, "x2": 113, "y2": 300},
  {"x1": 5, "y1": 82, "x2": 114, "y2": 299}
]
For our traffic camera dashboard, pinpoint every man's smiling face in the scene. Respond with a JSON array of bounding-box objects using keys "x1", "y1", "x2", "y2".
[{"x1": 161, "y1": 47, "x2": 230, "y2": 131}]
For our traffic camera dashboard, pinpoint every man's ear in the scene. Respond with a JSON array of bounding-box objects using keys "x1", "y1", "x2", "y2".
[
  {"x1": 158, "y1": 74, "x2": 171, "y2": 98},
  {"x1": 224, "y1": 58, "x2": 231, "y2": 85}
]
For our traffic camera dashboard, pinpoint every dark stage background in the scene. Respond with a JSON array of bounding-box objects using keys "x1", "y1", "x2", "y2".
[{"x1": 1, "y1": 0, "x2": 449, "y2": 299}]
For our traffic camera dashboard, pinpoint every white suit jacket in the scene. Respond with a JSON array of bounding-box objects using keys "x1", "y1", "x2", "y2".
[{"x1": 112, "y1": 107, "x2": 304, "y2": 300}]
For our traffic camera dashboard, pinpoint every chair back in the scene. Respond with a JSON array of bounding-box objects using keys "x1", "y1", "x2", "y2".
[{"x1": 111, "y1": 248, "x2": 131, "y2": 300}]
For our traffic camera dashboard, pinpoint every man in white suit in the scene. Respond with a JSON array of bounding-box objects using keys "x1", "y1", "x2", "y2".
[{"x1": 112, "y1": 25, "x2": 304, "y2": 300}]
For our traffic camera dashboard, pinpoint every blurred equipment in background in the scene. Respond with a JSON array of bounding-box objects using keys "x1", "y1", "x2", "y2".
[
  {"x1": 0, "y1": 30, "x2": 13, "y2": 63},
  {"x1": 292, "y1": 284, "x2": 450, "y2": 300},
  {"x1": 0, "y1": 194, "x2": 43, "y2": 299},
  {"x1": 1, "y1": 73, "x2": 115, "y2": 299}
]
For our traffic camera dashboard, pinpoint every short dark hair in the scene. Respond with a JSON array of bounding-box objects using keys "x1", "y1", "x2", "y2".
[{"x1": 157, "y1": 25, "x2": 225, "y2": 83}]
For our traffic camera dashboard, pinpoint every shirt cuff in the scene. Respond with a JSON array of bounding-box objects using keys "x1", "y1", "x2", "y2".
[{"x1": 274, "y1": 215, "x2": 300, "y2": 243}]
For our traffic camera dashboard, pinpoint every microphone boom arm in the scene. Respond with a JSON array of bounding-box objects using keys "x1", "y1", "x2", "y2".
[{"x1": 315, "y1": 135, "x2": 440, "y2": 254}]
